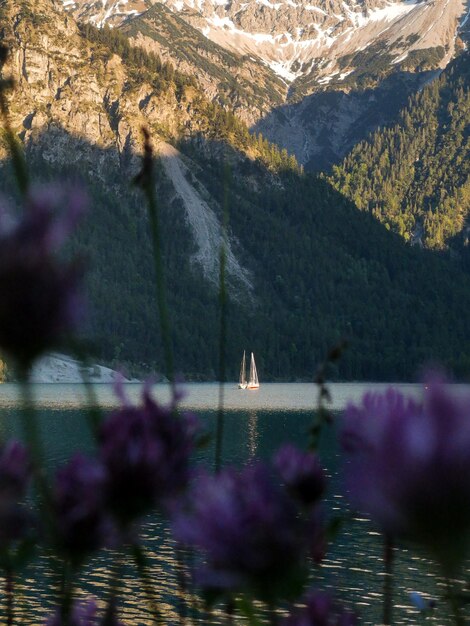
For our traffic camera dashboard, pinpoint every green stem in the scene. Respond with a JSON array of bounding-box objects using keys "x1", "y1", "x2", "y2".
[
  {"x1": 130, "y1": 543, "x2": 162, "y2": 624},
  {"x1": 5, "y1": 569, "x2": 14, "y2": 626},
  {"x1": 70, "y1": 342, "x2": 103, "y2": 439},
  {"x1": 60, "y1": 560, "x2": 74, "y2": 624},
  {"x1": 215, "y1": 242, "x2": 227, "y2": 473},
  {"x1": 445, "y1": 578, "x2": 465, "y2": 626},
  {"x1": 19, "y1": 373, "x2": 55, "y2": 541},
  {"x1": 215, "y1": 164, "x2": 229, "y2": 474},
  {"x1": 139, "y1": 131, "x2": 174, "y2": 388},
  {"x1": 175, "y1": 547, "x2": 188, "y2": 626},
  {"x1": 104, "y1": 550, "x2": 123, "y2": 624},
  {"x1": 19, "y1": 375, "x2": 43, "y2": 466},
  {"x1": 382, "y1": 535, "x2": 393, "y2": 626},
  {"x1": 0, "y1": 86, "x2": 29, "y2": 197}
]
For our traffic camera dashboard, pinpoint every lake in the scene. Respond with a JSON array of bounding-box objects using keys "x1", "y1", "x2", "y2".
[{"x1": 0, "y1": 382, "x2": 466, "y2": 624}]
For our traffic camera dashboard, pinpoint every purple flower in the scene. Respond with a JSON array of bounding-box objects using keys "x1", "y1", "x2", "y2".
[
  {"x1": 172, "y1": 463, "x2": 309, "y2": 600},
  {"x1": 0, "y1": 440, "x2": 30, "y2": 494},
  {"x1": 100, "y1": 385, "x2": 197, "y2": 523},
  {"x1": 0, "y1": 185, "x2": 87, "y2": 368},
  {"x1": 46, "y1": 601, "x2": 98, "y2": 626},
  {"x1": 52, "y1": 454, "x2": 111, "y2": 557},
  {"x1": 46, "y1": 599, "x2": 125, "y2": 625},
  {"x1": 0, "y1": 440, "x2": 32, "y2": 548},
  {"x1": 284, "y1": 591, "x2": 357, "y2": 626},
  {"x1": 275, "y1": 444, "x2": 326, "y2": 506},
  {"x1": 341, "y1": 381, "x2": 470, "y2": 570}
]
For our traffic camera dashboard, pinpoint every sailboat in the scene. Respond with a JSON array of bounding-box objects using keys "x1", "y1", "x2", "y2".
[
  {"x1": 238, "y1": 351, "x2": 247, "y2": 389},
  {"x1": 247, "y1": 352, "x2": 260, "y2": 390}
]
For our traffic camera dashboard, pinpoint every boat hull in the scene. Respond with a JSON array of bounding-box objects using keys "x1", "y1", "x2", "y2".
[
  {"x1": 247, "y1": 384, "x2": 259, "y2": 390},
  {"x1": 238, "y1": 383, "x2": 247, "y2": 389}
]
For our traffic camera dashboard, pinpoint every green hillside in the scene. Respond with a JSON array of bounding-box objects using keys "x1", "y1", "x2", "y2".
[{"x1": 330, "y1": 53, "x2": 470, "y2": 249}]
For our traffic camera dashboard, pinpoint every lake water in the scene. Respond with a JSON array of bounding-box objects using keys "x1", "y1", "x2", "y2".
[{"x1": 0, "y1": 382, "x2": 466, "y2": 624}]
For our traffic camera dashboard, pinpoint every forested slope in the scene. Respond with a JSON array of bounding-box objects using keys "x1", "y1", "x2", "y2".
[{"x1": 330, "y1": 53, "x2": 470, "y2": 249}]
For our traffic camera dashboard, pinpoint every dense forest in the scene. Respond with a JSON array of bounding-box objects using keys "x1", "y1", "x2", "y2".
[
  {"x1": 4, "y1": 131, "x2": 470, "y2": 382},
  {"x1": 330, "y1": 52, "x2": 470, "y2": 249}
]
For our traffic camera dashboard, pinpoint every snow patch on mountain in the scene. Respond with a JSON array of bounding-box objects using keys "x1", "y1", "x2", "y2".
[{"x1": 62, "y1": 0, "x2": 467, "y2": 85}]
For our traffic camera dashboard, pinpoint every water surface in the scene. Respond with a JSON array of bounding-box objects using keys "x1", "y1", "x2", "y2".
[{"x1": 0, "y1": 382, "x2": 465, "y2": 624}]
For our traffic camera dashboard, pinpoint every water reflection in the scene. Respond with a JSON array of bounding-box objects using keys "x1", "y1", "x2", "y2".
[
  {"x1": 0, "y1": 388, "x2": 467, "y2": 623},
  {"x1": 248, "y1": 411, "x2": 258, "y2": 458}
]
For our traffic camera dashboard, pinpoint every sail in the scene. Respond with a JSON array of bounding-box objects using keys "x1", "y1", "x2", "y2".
[
  {"x1": 239, "y1": 351, "x2": 247, "y2": 387},
  {"x1": 248, "y1": 352, "x2": 259, "y2": 388}
]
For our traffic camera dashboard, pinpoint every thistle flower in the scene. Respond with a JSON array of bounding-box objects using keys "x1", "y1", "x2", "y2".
[
  {"x1": 274, "y1": 444, "x2": 326, "y2": 507},
  {"x1": 341, "y1": 381, "x2": 470, "y2": 571},
  {"x1": 283, "y1": 591, "x2": 357, "y2": 626},
  {"x1": 0, "y1": 185, "x2": 87, "y2": 369},
  {"x1": 172, "y1": 463, "x2": 310, "y2": 600},
  {"x1": 100, "y1": 384, "x2": 197, "y2": 524},
  {"x1": 52, "y1": 454, "x2": 111, "y2": 558}
]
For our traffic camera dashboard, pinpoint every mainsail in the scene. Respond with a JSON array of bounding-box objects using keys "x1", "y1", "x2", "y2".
[
  {"x1": 247, "y1": 352, "x2": 259, "y2": 389},
  {"x1": 238, "y1": 351, "x2": 247, "y2": 389}
]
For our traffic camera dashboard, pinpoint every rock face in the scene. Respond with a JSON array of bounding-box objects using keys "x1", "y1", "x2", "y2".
[
  {"x1": 120, "y1": 3, "x2": 288, "y2": 124},
  {"x1": 63, "y1": 0, "x2": 468, "y2": 86},
  {"x1": 2, "y1": 0, "x2": 213, "y2": 167},
  {"x1": 1, "y1": 0, "x2": 260, "y2": 296},
  {"x1": 254, "y1": 69, "x2": 440, "y2": 171}
]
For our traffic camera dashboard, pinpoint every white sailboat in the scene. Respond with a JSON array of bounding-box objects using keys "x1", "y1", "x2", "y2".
[
  {"x1": 238, "y1": 351, "x2": 247, "y2": 389},
  {"x1": 247, "y1": 352, "x2": 260, "y2": 390}
]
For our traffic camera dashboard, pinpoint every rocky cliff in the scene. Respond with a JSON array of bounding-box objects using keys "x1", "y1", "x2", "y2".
[{"x1": 64, "y1": 0, "x2": 468, "y2": 88}]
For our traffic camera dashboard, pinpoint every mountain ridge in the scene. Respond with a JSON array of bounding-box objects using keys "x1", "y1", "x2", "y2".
[{"x1": 63, "y1": 0, "x2": 468, "y2": 88}]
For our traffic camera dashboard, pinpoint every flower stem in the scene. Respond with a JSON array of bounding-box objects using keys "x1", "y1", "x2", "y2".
[
  {"x1": 445, "y1": 577, "x2": 465, "y2": 626},
  {"x1": 0, "y1": 67, "x2": 29, "y2": 197},
  {"x1": 19, "y1": 375, "x2": 43, "y2": 465},
  {"x1": 382, "y1": 535, "x2": 393, "y2": 625},
  {"x1": 71, "y1": 342, "x2": 103, "y2": 439},
  {"x1": 215, "y1": 168, "x2": 229, "y2": 473},
  {"x1": 60, "y1": 560, "x2": 74, "y2": 624},
  {"x1": 131, "y1": 543, "x2": 162, "y2": 624},
  {"x1": 5, "y1": 569, "x2": 14, "y2": 626},
  {"x1": 136, "y1": 128, "x2": 174, "y2": 387}
]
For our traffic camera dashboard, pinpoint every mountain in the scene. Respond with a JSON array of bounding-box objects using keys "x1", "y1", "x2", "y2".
[
  {"x1": 119, "y1": 3, "x2": 288, "y2": 124},
  {"x1": 63, "y1": 0, "x2": 467, "y2": 87},
  {"x1": 329, "y1": 52, "x2": 470, "y2": 250},
  {"x1": 61, "y1": 0, "x2": 469, "y2": 170},
  {"x1": 3, "y1": 0, "x2": 470, "y2": 381}
]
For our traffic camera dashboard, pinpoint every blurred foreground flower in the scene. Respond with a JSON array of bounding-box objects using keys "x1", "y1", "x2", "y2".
[
  {"x1": 0, "y1": 185, "x2": 87, "y2": 370},
  {"x1": 0, "y1": 440, "x2": 33, "y2": 550},
  {"x1": 100, "y1": 383, "x2": 198, "y2": 524},
  {"x1": 46, "y1": 599, "x2": 124, "y2": 625},
  {"x1": 52, "y1": 454, "x2": 111, "y2": 559},
  {"x1": 342, "y1": 379, "x2": 470, "y2": 571},
  {"x1": 284, "y1": 591, "x2": 357, "y2": 626},
  {"x1": 275, "y1": 444, "x2": 326, "y2": 507},
  {"x1": 173, "y1": 462, "x2": 317, "y2": 601}
]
